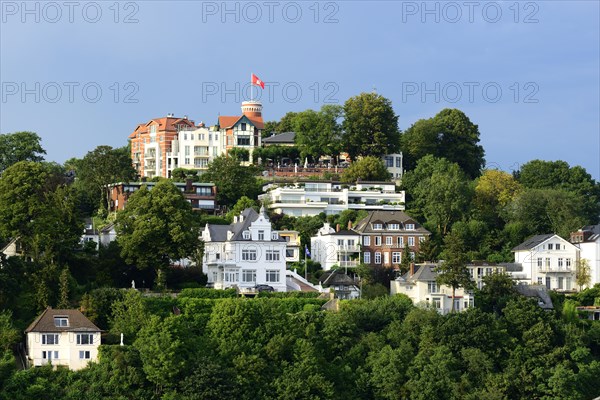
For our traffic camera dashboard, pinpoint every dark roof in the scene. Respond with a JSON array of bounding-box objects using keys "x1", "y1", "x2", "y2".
[
  {"x1": 206, "y1": 208, "x2": 285, "y2": 242},
  {"x1": 514, "y1": 285, "x2": 554, "y2": 310},
  {"x1": 262, "y1": 131, "x2": 295, "y2": 144},
  {"x1": 354, "y1": 211, "x2": 430, "y2": 235},
  {"x1": 320, "y1": 270, "x2": 359, "y2": 287},
  {"x1": 580, "y1": 224, "x2": 600, "y2": 242},
  {"x1": 330, "y1": 230, "x2": 359, "y2": 236},
  {"x1": 512, "y1": 234, "x2": 555, "y2": 251},
  {"x1": 25, "y1": 308, "x2": 101, "y2": 333},
  {"x1": 398, "y1": 264, "x2": 437, "y2": 282}
]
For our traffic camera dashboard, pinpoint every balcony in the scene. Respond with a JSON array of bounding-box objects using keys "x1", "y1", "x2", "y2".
[
  {"x1": 538, "y1": 266, "x2": 572, "y2": 273},
  {"x1": 338, "y1": 244, "x2": 361, "y2": 252},
  {"x1": 339, "y1": 260, "x2": 360, "y2": 268}
]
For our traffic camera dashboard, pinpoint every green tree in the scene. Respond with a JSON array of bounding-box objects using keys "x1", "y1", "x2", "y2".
[
  {"x1": 228, "y1": 147, "x2": 250, "y2": 162},
  {"x1": 399, "y1": 242, "x2": 413, "y2": 274},
  {"x1": 74, "y1": 145, "x2": 137, "y2": 213},
  {"x1": 342, "y1": 92, "x2": 400, "y2": 159},
  {"x1": 199, "y1": 155, "x2": 260, "y2": 208},
  {"x1": 341, "y1": 156, "x2": 391, "y2": 183},
  {"x1": 516, "y1": 160, "x2": 600, "y2": 224},
  {"x1": 293, "y1": 105, "x2": 342, "y2": 163},
  {"x1": 226, "y1": 196, "x2": 257, "y2": 222},
  {"x1": 476, "y1": 272, "x2": 517, "y2": 314},
  {"x1": 404, "y1": 155, "x2": 472, "y2": 235},
  {"x1": 473, "y1": 169, "x2": 522, "y2": 228},
  {"x1": 0, "y1": 162, "x2": 81, "y2": 262},
  {"x1": 0, "y1": 131, "x2": 46, "y2": 172},
  {"x1": 115, "y1": 180, "x2": 200, "y2": 284},
  {"x1": 437, "y1": 232, "x2": 473, "y2": 312},
  {"x1": 400, "y1": 108, "x2": 485, "y2": 178},
  {"x1": 506, "y1": 188, "x2": 589, "y2": 237},
  {"x1": 575, "y1": 259, "x2": 592, "y2": 290}
]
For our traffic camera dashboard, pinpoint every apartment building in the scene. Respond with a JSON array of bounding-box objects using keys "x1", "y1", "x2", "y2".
[
  {"x1": 259, "y1": 181, "x2": 405, "y2": 217},
  {"x1": 130, "y1": 101, "x2": 264, "y2": 178},
  {"x1": 107, "y1": 181, "x2": 217, "y2": 212},
  {"x1": 353, "y1": 210, "x2": 430, "y2": 268},
  {"x1": 310, "y1": 223, "x2": 361, "y2": 271}
]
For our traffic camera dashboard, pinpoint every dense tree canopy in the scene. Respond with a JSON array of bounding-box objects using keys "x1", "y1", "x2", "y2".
[
  {"x1": 0, "y1": 131, "x2": 46, "y2": 173},
  {"x1": 293, "y1": 105, "x2": 343, "y2": 163},
  {"x1": 342, "y1": 92, "x2": 400, "y2": 160},
  {"x1": 72, "y1": 145, "x2": 136, "y2": 213},
  {"x1": 115, "y1": 180, "x2": 200, "y2": 279},
  {"x1": 0, "y1": 161, "x2": 81, "y2": 262},
  {"x1": 515, "y1": 159, "x2": 600, "y2": 224},
  {"x1": 341, "y1": 156, "x2": 391, "y2": 183},
  {"x1": 199, "y1": 155, "x2": 261, "y2": 208},
  {"x1": 403, "y1": 156, "x2": 472, "y2": 235},
  {"x1": 401, "y1": 108, "x2": 485, "y2": 178}
]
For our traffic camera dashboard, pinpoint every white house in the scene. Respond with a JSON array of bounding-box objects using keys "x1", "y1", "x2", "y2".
[
  {"x1": 382, "y1": 153, "x2": 403, "y2": 181},
  {"x1": 259, "y1": 181, "x2": 405, "y2": 217},
  {"x1": 25, "y1": 308, "x2": 101, "y2": 370},
  {"x1": 571, "y1": 224, "x2": 600, "y2": 288},
  {"x1": 166, "y1": 124, "x2": 224, "y2": 175},
  {"x1": 391, "y1": 264, "x2": 475, "y2": 315},
  {"x1": 310, "y1": 223, "x2": 361, "y2": 271},
  {"x1": 511, "y1": 234, "x2": 579, "y2": 291},
  {"x1": 318, "y1": 269, "x2": 361, "y2": 300},
  {"x1": 202, "y1": 207, "x2": 287, "y2": 292}
]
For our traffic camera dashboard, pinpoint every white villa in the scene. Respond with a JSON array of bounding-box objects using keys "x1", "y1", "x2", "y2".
[
  {"x1": 202, "y1": 207, "x2": 287, "y2": 292},
  {"x1": 511, "y1": 234, "x2": 579, "y2": 291},
  {"x1": 259, "y1": 181, "x2": 405, "y2": 217},
  {"x1": 310, "y1": 223, "x2": 361, "y2": 271},
  {"x1": 391, "y1": 264, "x2": 475, "y2": 315},
  {"x1": 25, "y1": 308, "x2": 101, "y2": 370}
]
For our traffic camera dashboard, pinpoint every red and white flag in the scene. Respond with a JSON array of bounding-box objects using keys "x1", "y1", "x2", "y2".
[{"x1": 251, "y1": 73, "x2": 265, "y2": 89}]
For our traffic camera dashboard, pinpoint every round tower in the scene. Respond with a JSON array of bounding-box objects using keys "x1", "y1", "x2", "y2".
[{"x1": 241, "y1": 101, "x2": 262, "y2": 118}]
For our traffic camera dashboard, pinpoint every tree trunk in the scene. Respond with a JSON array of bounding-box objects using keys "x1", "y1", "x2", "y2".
[{"x1": 451, "y1": 287, "x2": 456, "y2": 313}]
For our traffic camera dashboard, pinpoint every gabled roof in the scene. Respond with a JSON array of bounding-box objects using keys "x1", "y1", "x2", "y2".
[
  {"x1": 320, "y1": 270, "x2": 359, "y2": 287},
  {"x1": 25, "y1": 308, "x2": 101, "y2": 333},
  {"x1": 514, "y1": 285, "x2": 554, "y2": 310},
  {"x1": 262, "y1": 132, "x2": 295, "y2": 144},
  {"x1": 218, "y1": 115, "x2": 264, "y2": 130},
  {"x1": 512, "y1": 234, "x2": 556, "y2": 251},
  {"x1": 354, "y1": 211, "x2": 430, "y2": 235},
  {"x1": 580, "y1": 224, "x2": 600, "y2": 242},
  {"x1": 129, "y1": 117, "x2": 195, "y2": 138},
  {"x1": 399, "y1": 264, "x2": 437, "y2": 282},
  {"x1": 205, "y1": 208, "x2": 285, "y2": 243}
]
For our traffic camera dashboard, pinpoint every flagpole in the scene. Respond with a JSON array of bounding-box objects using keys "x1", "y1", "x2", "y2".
[
  {"x1": 250, "y1": 72, "x2": 253, "y2": 102},
  {"x1": 305, "y1": 250, "x2": 307, "y2": 281}
]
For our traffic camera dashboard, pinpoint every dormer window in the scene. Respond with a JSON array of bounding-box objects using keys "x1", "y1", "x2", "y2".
[
  {"x1": 388, "y1": 223, "x2": 400, "y2": 230},
  {"x1": 243, "y1": 231, "x2": 250, "y2": 240},
  {"x1": 149, "y1": 125, "x2": 157, "y2": 134},
  {"x1": 373, "y1": 223, "x2": 383, "y2": 230},
  {"x1": 54, "y1": 317, "x2": 68, "y2": 327},
  {"x1": 271, "y1": 232, "x2": 278, "y2": 240},
  {"x1": 405, "y1": 223, "x2": 415, "y2": 231}
]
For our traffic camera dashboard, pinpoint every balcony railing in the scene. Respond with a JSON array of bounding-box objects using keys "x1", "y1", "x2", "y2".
[{"x1": 538, "y1": 266, "x2": 572, "y2": 273}]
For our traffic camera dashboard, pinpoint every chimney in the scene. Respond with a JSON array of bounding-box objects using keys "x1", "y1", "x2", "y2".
[
  {"x1": 336, "y1": 224, "x2": 340, "y2": 232},
  {"x1": 347, "y1": 220, "x2": 352, "y2": 230},
  {"x1": 409, "y1": 262, "x2": 415, "y2": 276}
]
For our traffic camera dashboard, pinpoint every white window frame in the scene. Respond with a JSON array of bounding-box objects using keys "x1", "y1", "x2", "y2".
[
  {"x1": 77, "y1": 333, "x2": 94, "y2": 345},
  {"x1": 408, "y1": 237, "x2": 415, "y2": 246},
  {"x1": 266, "y1": 250, "x2": 280, "y2": 261},
  {"x1": 79, "y1": 350, "x2": 91, "y2": 360},
  {"x1": 242, "y1": 269, "x2": 256, "y2": 283},
  {"x1": 42, "y1": 334, "x2": 59, "y2": 345},
  {"x1": 242, "y1": 249, "x2": 257, "y2": 261},
  {"x1": 392, "y1": 252, "x2": 401, "y2": 264},
  {"x1": 363, "y1": 252, "x2": 371, "y2": 263},
  {"x1": 54, "y1": 317, "x2": 68, "y2": 327},
  {"x1": 266, "y1": 270, "x2": 280, "y2": 283},
  {"x1": 363, "y1": 236, "x2": 370, "y2": 246},
  {"x1": 375, "y1": 237, "x2": 382, "y2": 246},
  {"x1": 374, "y1": 252, "x2": 382, "y2": 264},
  {"x1": 385, "y1": 237, "x2": 393, "y2": 246}
]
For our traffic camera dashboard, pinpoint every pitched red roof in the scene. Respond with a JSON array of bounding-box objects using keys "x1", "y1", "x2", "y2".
[{"x1": 218, "y1": 115, "x2": 264, "y2": 129}]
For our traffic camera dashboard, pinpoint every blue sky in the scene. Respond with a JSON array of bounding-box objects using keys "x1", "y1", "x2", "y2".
[{"x1": 1, "y1": 1, "x2": 599, "y2": 179}]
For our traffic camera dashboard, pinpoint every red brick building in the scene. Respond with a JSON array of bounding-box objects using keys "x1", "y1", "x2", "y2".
[{"x1": 353, "y1": 210, "x2": 430, "y2": 268}]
